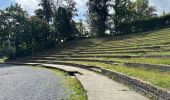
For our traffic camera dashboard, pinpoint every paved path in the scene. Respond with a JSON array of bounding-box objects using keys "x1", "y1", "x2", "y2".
[
  {"x1": 43, "y1": 64, "x2": 148, "y2": 100},
  {"x1": 0, "y1": 64, "x2": 71, "y2": 100}
]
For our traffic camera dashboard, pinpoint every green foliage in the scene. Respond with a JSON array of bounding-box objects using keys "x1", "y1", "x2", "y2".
[
  {"x1": 28, "y1": 16, "x2": 53, "y2": 51},
  {"x1": 0, "y1": 3, "x2": 55, "y2": 59},
  {"x1": 75, "y1": 20, "x2": 89, "y2": 37},
  {"x1": 34, "y1": 9, "x2": 44, "y2": 20},
  {"x1": 37, "y1": 0, "x2": 53, "y2": 23},
  {"x1": 0, "y1": 0, "x2": 169, "y2": 60},
  {"x1": 111, "y1": 0, "x2": 157, "y2": 34},
  {"x1": 0, "y1": 1, "x2": 80, "y2": 59},
  {"x1": 54, "y1": 7, "x2": 74, "y2": 41},
  {"x1": 87, "y1": 0, "x2": 157, "y2": 35},
  {"x1": 87, "y1": 0, "x2": 109, "y2": 37},
  {"x1": 53, "y1": 0, "x2": 78, "y2": 41},
  {"x1": 0, "y1": 3, "x2": 29, "y2": 58},
  {"x1": 135, "y1": 0, "x2": 156, "y2": 19},
  {"x1": 118, "y1": 14, "x2": 170, "y2": 34}
]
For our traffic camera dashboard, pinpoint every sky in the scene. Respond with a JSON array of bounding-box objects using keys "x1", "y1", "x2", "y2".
[{"x1": 0, "y1": 0, "x2": 170, "y2": 21}]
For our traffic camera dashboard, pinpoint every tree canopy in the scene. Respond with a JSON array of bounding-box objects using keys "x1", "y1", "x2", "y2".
[{"x1": 1, "y1": 0, "x2": 170, "y2": 59}]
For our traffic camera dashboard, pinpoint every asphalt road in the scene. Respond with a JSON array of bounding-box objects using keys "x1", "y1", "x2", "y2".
[{"x1": 0, "y1": 64, "x2": 70, "y2": 100}]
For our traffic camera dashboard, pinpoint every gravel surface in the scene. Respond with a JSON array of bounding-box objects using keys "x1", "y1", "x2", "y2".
[{"x1": 0, "y1": 64, "x2": 71, "y2": 100}]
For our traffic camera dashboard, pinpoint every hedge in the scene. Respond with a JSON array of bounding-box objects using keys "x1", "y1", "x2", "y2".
[{"x1": 117, "y1": 14, "x2": 170, "y2": 34}]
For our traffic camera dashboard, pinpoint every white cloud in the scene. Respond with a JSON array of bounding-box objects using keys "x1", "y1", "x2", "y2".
[
  {"x1": 15, "y1": 0, "x2": 88, "y2": 19},
  {"x1": 14, "y1": 0, "x2": 170, "y2": 19},
  {"x1": 75, "y1": 0, "x2": 84, "y2": 6},
  {"x1": 149, "y1": 0, "x2": 170, "y2": 15},
  {"x1": 132, "y1": 0, "x2": 170, "y2": 15},
  {"x1": 15, "y1": 0, "x2": 40, "y2": 15}
]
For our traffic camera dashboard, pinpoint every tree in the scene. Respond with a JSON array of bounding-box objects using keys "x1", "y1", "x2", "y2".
[
  {"x1": 77, "y1": 19, "x2": 84, "y2": 35},
  {"x1": 34, "y1": 9, "x2": 44, "y2": 20},
  {"x1": 0, "y1": 3, "x2": 52, "y2": 58},
  {"x1": 109, "y1": 0, "x2": 132, "y2": 34},
  {"x1": 87, "y1": 0, "x2": 109, "y2": 37},
  {"x1": 0, "y1": 3, "x2": 28, "y2": 58},
  {"x1": 28, "y1": 16, "x2": 51, "y2": 51},
  {"x1": 37, "y1": 0, "x2": 53, "y2": 23},
  {"x1": 135, "y1": 0, "x2": 157, "y2": 19},
  {"x1": 110, "y1": 0, "x2": 157, "y2": 34},
  {"x1": 54, "y1": 7, "x2": 72, "y2": 41},
  {"x1": 0, "y1": 1, "x2": 80, "y2": 59},
  {"x1": 53, "y1": 0, "x2": 77, "y2": 41}
]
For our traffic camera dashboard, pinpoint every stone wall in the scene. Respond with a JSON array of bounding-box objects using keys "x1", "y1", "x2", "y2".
[{"x1": 124, "y1": 62, "x2": 170, "y2": 71}]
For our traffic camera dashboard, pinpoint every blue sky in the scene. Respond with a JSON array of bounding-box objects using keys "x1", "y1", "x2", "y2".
[
  {"x1": 150, "y1": 0, "x2": 170, "y2": 15},
  {"x1": 0, "y1": 0, "x2": 170, "y2": 20},
  {"x1": 0, "y1": 0, "x2": 15, "y2": 9}
]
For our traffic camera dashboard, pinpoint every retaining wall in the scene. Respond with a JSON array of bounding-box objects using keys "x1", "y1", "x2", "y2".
[{"x1": 125, "y1": 62, "x2": 170, "y2": 71}]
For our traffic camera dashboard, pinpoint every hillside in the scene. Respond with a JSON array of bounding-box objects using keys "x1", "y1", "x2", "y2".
[{"x1": 12, "y1": 27, "x2": 170, "y2": 90}]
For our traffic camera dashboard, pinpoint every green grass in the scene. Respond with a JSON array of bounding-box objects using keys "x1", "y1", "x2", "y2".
[
  {"x1": 60, "y1": 57, "x2": 170, "y2": 66},
  {"x1": 0, "y1": 56, "x2": 7, "y2": 63},
  {"x1": 113, "y1": 65, "x2": 170, "y2": 90},
  {"x1": 53, "y1": 28, "x2": 170, "y2": 51},
  {"x1": 77, "y1": 53, "x2": 140, "y2": 56},
  {"x1": 149, "y1": 51, "x2": 170, "y2": 55},
  {"x1": 125, "y1": 58, "x2": 170, "y2": 65},
  {"x1": 82, "y1": 57, "x2": 170, "y2": 65},
  {"x1": 58, "y1": 61, "x2": 170, "y2": 90},
  {"x1": 95, "y1": 57, "x2": 170, "y2": 65},
  {"x1": 35, "y1": 67, "x2": 88, "y2": 100}
]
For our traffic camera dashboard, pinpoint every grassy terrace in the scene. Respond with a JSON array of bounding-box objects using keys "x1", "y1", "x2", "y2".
[
  {"x1": 58, "y1": 57, "x2": 170, "y2": 65},
  {"x1": 19, "y1": 27, "x2": 170, "y2": 90}
]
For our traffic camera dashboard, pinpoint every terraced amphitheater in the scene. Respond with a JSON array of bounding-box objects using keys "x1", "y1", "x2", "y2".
[{"x1": 8, "y1": 28, "x2": 170, "y2": 99}]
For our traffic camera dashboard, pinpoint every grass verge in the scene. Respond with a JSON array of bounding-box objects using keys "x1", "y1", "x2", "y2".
[{"x1": 34, "y1": 66, "x2": 88, "y2": 100}]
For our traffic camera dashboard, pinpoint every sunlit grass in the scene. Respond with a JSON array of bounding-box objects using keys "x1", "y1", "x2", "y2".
[
  {"x1": 126, "y1": 58, "x2": 170, "y2": 65},
  {"x1": 149, "y1": 51, "x2": 170, "y2": 55},
  {"x1": 0, "y1": 56, "x2": 7, "y2": 63}
]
